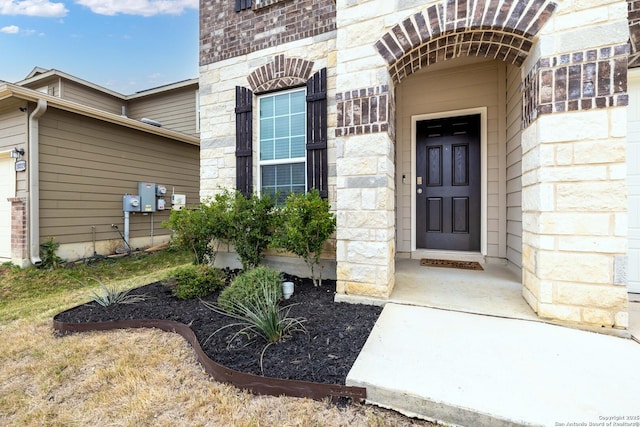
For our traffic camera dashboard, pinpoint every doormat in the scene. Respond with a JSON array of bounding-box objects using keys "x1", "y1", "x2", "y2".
[{"x1": 420, "y1": 258, "x2": 484, "y2": 271}]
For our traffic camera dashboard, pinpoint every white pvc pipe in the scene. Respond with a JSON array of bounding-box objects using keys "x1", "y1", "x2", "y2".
[
  {"x1": 124, "y1": 211, "x2": 130, "y2": 247},
  {"x1": 29, "y1": 99, "x2": 47, "y2": 266}
]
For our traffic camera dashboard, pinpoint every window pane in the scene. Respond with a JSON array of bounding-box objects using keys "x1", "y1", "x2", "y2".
[
  {"x1": 290, "y1": 91, "x2": 305, "y2": 112},
  {"x1": 274, "y1": 116, "x2": 289, "y2": 138},
  {"x1": 261, "y1": 163, "x2": 305, "y2": 198},
  {"x1": 260, "y1": 138, "x2": 274, "y2": 161},
  {"x1": 260, "y1": 97, "x2": 273, "y2": 118},
  {"x1": 277, "y1": 165, "x2": 291, "y2": 185},
  {"x1": 274, "y1": 93, "x2": 289, "y2": 116},
  {"x1": 291, "y1": 113, "x2": 304, "y2": 136},
  {"x1": 291, "y1": 162, "x2": 305, "y2": 185},
  {"x1": 272, "y1": 137, "x2": 288, "y2": 159},
  {"x1": 260, "y1": 118, "x2": 274, "y2": 139},
  {"x1": 290, "y1": 136, "x2": 305, "y2": 158}
]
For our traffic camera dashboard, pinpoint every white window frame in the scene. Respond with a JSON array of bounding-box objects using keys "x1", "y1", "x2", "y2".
[{"x1": 257, "y1": 87, "x2": 307, "y2": 197}]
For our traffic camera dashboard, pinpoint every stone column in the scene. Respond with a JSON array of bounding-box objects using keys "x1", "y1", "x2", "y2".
[
  {"x1": 335, "y1": 123, "x2": 396, "y2": 299},
  {"x1": 333, "y1": 81, "x2": 396, "y2": 299},
  {"x1": 520, "y1": 2, "x2": 630, "y2": 332}
]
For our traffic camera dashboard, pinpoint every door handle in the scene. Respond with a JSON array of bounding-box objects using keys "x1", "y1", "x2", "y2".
[{"x1": 417, "y1": 188, "x2": 423, "y2": 194}]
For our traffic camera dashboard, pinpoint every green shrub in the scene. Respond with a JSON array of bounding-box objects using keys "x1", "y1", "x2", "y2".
[
  {"x1": 39, "y1": 237, "x2": 66, "y2": 270},
  {"x1": 217, "y1": 266, "x2": 282, "y2": 315},
  {"x1": 202, "y1": 277, "x2": 306, "y2": 374},
  {"x1": 272, "y1": 189, "x2": 336, "y2": 286},
  {"x1": 170, "y1": 265, "x2": 225, "y2": 300},
  {"x1": 162, "y1": 191, "x2": 233, "y2": 265},
  {"x1": 226, "y1": 191, "x2": 277, "y2": 270}
]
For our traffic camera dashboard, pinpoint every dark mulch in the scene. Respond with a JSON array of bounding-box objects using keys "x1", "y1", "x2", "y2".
[{"x1": 53, "y1": 273, "x2": 382, "y2": 385}]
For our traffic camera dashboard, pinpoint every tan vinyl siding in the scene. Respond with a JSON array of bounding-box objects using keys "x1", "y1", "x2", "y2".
[
  {"x1": 21, "y1": 76, "x2": 60, "y2": 97},
  {"x1": 395, "y1": 59, "x2": 506, "y2": 257},
  {"x1": 37, "y1": 108, "x2": 199, "y2": 248},
  {"x1": 127, "y1": 87, "x2": 198, "y2": 136},
  {"x1": 505, "y1": 64, "x2": 523, "y2": 269},
  {"x1": 60, "y1": 80, "x2": 124, "y2": 115},
  {"x1": 0, "y1": 100, "x2": 28, "y2": 196}
]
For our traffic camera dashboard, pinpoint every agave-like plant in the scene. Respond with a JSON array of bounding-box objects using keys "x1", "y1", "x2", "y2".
[
  {"x1": 201, "y1": 279, "x2": 306, "y2": 374},
  {"x1": 89, "y1": 281, "x2": 148, "y2": 307}
]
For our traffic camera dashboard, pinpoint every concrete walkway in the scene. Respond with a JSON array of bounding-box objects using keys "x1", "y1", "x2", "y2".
[{"x1": 347, "y1": 304, "x2": 640, "y2": 427}]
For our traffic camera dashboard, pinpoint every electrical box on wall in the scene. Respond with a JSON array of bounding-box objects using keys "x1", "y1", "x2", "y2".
[
  {"x1": 138, "y1": 182, "x2": 156, "y2": 212},
  {"x1": 123, "y1": 194, "x2": 141, "y2": 212},
  {"x1": 171, "y1": 194, "x2": 186, "y2": 210},
  {"x1": 157, "y1": 199, "x2": 166, "y2": 210},
  {"x1": 156, "y1": 184, "x2": 167, "y2": 197}
]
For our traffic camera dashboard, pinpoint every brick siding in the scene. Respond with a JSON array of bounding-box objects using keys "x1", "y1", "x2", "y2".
[
  {"x1": 374, "y1": 0, "x2": 556, "y2": 84},
  {"x1": 523, "y1": 44, "x2": 629, "y2": 127},
  {"x1": 629, "y1": 0, "x2": 640, "y2": 67},
  {"x1": 8, "y1": 197, "x2": 26, "y2": 261},
  {"x1": 336, "y1": 85, "x2": 395, "y2": 138},
  {"x1": 248, "y1": 54, "x2": 315, "y2": 94},
  {"x1": 200, "y1": 0, "x2": 336, "y2": 66}
]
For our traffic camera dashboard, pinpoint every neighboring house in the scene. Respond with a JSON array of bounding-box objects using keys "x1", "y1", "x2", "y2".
[
  {"x1": 199, "y1": 0, "x2": 638, "y2": 334},
  {"x1": 0, "y1": 68, "x2": 200, "y2": 266}
]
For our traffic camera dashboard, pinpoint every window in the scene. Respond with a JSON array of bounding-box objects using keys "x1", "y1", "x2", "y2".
[
  {"x1": 235, "y1": 0, "x2": 251, "y2": 12},
  {"x1": 235, "y1": 68, "x2": 326, "y2": 199},
  {"x1": 258, "y1": 88, "x2": 306, "y2": 198}
]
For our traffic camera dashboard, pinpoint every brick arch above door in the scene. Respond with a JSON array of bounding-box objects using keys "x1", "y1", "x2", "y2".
[{"x1": 374, "y1": 0, "x2": 557, "y2": 85}]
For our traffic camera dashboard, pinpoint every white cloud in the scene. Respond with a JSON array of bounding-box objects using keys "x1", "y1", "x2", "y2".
[
  {"x1": 75, "y1": 0, "x2": 197, "y2": 17},
  {"x1": 0, "y1": 24, "x2": 19, "y2": 33},
  {"x1": 0, "y1": 0, "x2": 68, "y2": 17}
]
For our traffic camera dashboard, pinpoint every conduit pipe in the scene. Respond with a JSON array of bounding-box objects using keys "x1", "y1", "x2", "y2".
[{"x1": 29, "y1": 99, "x2": 47, "y2": 266}]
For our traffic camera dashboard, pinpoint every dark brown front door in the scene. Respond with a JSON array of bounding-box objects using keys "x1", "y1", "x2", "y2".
[{"x1": 416, "y1": 115, "x2": 481, "y2": 251}]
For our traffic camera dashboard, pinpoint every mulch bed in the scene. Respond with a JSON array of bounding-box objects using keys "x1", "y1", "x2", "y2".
[{"x1": 53, "y1": 273, "x2": 382, "y2": 386}]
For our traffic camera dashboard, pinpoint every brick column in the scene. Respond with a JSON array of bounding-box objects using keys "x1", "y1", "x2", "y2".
[{"x1": 8, "y1": 197, "x2": 27, "y2": 266}]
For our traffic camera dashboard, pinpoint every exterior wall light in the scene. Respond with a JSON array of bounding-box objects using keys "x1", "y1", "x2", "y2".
[{"x1": 10, "y1": 148, "x2": 25, "y2": 158}]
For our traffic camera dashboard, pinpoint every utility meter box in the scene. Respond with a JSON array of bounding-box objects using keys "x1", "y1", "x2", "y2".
[
  {"x1": 157, "y1": 199, "x2": 166, "y2": 211},
  {"x1": 123, "y1": 194, "x2": 141, "y2": 212},
  {"x1": 156, "y1": 184, "x2": 167, "y2": 197},
  {"x1": 138, "y1": 182, "x2": 156, "y2": 212},
  {"x1": 171, "y1": 194, "x2": 186, "y2": 210}
]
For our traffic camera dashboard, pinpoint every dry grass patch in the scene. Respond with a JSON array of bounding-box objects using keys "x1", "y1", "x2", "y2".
[
  {"x1": 0, "y1": 250, "x2": 432, "y2": 426},
  {"x1": 0, "y1": 320, "x2": 430, "y2": 426}
]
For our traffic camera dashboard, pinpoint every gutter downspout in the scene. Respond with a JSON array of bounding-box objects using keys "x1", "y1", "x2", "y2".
[{"x1": 29, "y1": 99, "x2": 47, "y2": 266}]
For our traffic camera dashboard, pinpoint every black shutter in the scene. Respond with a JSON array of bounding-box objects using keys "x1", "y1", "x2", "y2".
[
  {"x1": 235, "y1": 0, "x2": 251, "y2": 12},
  {"x1": 306, "y1": 68, "x2": 328, "y2": 198},
  {"x1": 236, "y1": 86, "x2": 253, "y2": 197}
]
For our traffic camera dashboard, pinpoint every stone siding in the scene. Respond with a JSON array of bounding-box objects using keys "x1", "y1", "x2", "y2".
[
  {"x1": 199, "y1": 35, "x2": 338, "y2": 201},
  {"x1": 200, "y1": 0, "x2": 632, "y2": 332}
]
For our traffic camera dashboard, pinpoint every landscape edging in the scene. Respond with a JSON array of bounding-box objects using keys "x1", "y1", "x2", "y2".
[{"x1": 52, "y1": 315, "x2": 367, "y2": 401}]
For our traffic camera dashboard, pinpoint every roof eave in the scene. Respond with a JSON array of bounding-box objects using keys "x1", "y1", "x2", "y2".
[{"x1": 0, "y1": 83, "x2": 199, "y2": 146}]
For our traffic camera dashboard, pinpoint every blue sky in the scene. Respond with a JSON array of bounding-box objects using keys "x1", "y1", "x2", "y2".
[{"x1": 0, "y1": 0, "x2": 199, "y2": 94}]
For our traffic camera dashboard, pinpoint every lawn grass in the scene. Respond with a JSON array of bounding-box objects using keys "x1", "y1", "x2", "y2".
[
  {"x1": 0, "y1": 249, "x2": 192, "y2": 322},
  {"x1": 0, "y1": 249, "x2": 432, "y2": 426}
]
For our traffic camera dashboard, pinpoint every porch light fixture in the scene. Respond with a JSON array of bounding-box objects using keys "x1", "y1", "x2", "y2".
[{"x1": 10, "y1": 148, "x2": 24, "y2": 159}]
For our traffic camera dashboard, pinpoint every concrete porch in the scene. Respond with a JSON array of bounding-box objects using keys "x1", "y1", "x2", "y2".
[
  {"x1": 392, "y1": 259, "x2": 538, "y2": 321},
  {"x1": 345, "y1": 259, "x2": 640, "y2": 426}
]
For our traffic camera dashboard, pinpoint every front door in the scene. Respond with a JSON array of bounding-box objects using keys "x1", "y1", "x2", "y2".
[{"x1": 416, "y1": 115, "x2": 480, "y2": 251}]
